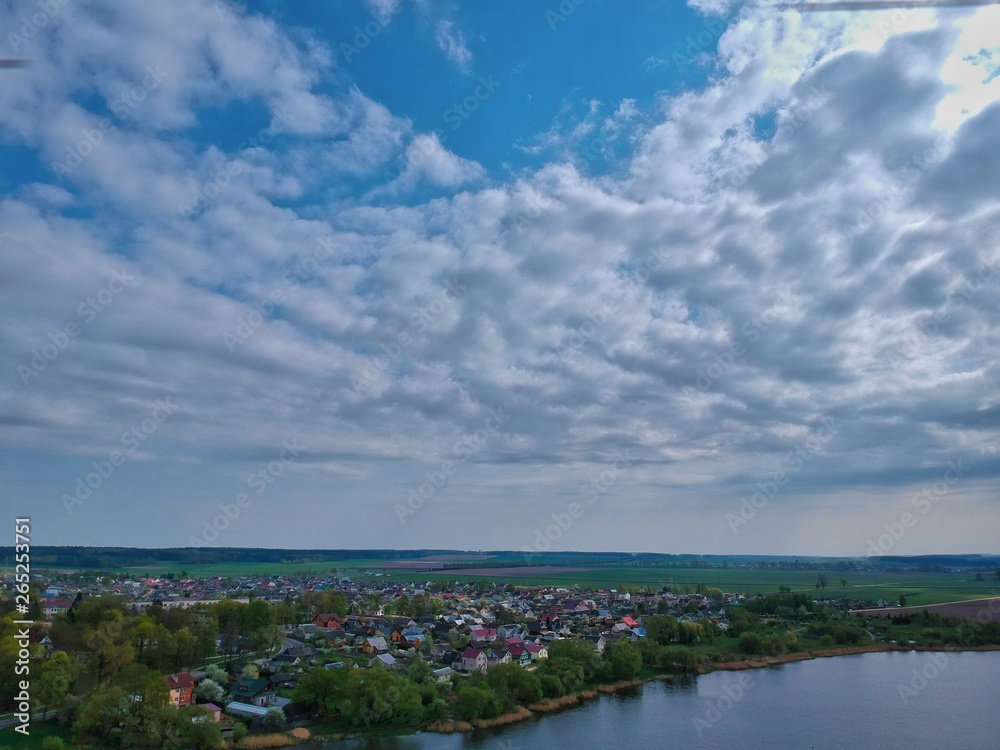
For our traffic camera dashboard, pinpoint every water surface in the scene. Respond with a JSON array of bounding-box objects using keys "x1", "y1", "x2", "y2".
[{"x1": 304, "y1": 650, "x2": 1000, "y2": 749}]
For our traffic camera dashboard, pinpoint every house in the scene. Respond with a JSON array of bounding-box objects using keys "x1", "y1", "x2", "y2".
[
  {"x1": 470, "y1": 628, "x2": 497, "y2": 646},
  {"x1": 525, "y1": 643, "x2": 548, "y2": 661},
  {"x1": 268, "y1": 653, "x2": 299, "y2": 670},
  {"x1": 313, "y1": 613, "x2": 342, "y2": 629},
  {"x1": 41, "y1": 598, "x2": 73, "y2": 620},
  {"x1": 460, "y1": 647, "x2": 488, "y2": 673},
  {"x1": 326, "y1": 629, "x2": 349, "y2": 646},
  {"x1": 165, "y1": 673, "x2": 195, "y2": 708},
  {"x1": 229, "y1": 677, "x2": 276, "y2": 707},
  {"x1": 362, "y1": 636, "x2": 389, "y2": 654},
  {"x1": 201, "y1": 703, "x2": 222, "y2": 722},
  {"x1": 487, "y1": 649, "x2": 512, "y2": 668},
  {"x1": 506, "y1": 644, "x2": 532, "y2": 667},
  {"x1": 498, "y1": 624, "x2": 524, "y2": 640},
  {"x1": 583, "y1": 634, "x2": 607, "y2": 654},
  {"x1": 370, "y1": 653, "x2": 397, "y2": 668}
]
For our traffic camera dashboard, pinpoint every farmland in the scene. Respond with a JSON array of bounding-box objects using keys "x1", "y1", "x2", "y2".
[{"x1": 21, "y1": 552, "x2": 1000, "y2": 607}]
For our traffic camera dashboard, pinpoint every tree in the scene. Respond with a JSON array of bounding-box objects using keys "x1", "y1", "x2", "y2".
[
  {"x1": 127, "y1": 618, "x2": 159, "y2": 664},
  {"x1": 341, "y1": 667, "x2": 422, "y2": 727},
  {"x1": 186, "y1": 715, "x2": 224, "y2": 749},
  {"x1": 204, "y1": 663, "x2": 228, "y2": 684},
  {"x1": 170, "y1": 626, "x2": 201, "y2": 672},
  {"x1": 486, "y1": 663, "x2": 542, "y2": 706},
  {"x1": 293, "y1": 667, "x2": 349, "y2": 716},
  {"x1": 40, "y1": 738, "x2": 66, "y2": 750},
  {"x1": 456, "y1": 685, "x2": 501, "y2": 721},
  {"x1": 816, "y1": 574, "x2": 828, "y2": 590},
  {"x1": 840, "y1": 578, "x2": 848, "y2": 589},
  {"x1": 643, "y1": 615, "x2": 679, "y2": 645},
  {"x1": 739, "y1": 632, "x2": 762, "y2": 654},
  {"x1": 607, "y1": 642, "x2": 643, "y2": 680},
  {"x1": 85, "y1": 619, "x2": 134, "y2": 683},
  {"x1": 73, "y1": 685, "x2": 128, "y2": 745},
  {"x1": 899, "y1": 594, "x2": 907, "y2": 606},
  {"x1": 36, "y1": 651, "x2": 76, "y2": 719},
  {"x1": 240, "y1": 663, "x2": 260, "y2": 680},
  {"x1": 405, "y1": 656, "x2": 434, "y2": 685},
  {"x1": 231, "y1": 721, "x2": 249, "y2": 746},
  {"x1": 263, "y1": 706, "x2": 286, "y2": 730},
  {"x1": 535, "y1": 657, "x2": 584, "y2": 694},
  {"x1": 196, "y1": 678, "x2": 225, "y2": 703},
  {"x1": 548, "y1": 639, "x2": 606, "y2": 681},
  {"x1": 115, "y1": 664, "x2": 169, "y2": 733}
]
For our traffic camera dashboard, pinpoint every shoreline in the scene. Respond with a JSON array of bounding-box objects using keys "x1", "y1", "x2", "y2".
[
  {"x1": 699, "y1": 642, "x2": 1000, "y2": 673},
  {"x1": 309, "y1": 644, "x2": 1000, "y2": 743}
]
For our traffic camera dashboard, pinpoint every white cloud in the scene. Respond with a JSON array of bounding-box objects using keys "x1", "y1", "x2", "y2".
[
  {"x1": 384, "y1": 133, "x2": 486, "y2": 191},
  {"x1": 1, "y1": 0, "x2": 999, "y2": 551},
  {"x1": 364, "y1": 0, "x2": 404, "y2": 24},
  {"x1": 435, "y1": 20, "x2": 472, "y2": 70}
]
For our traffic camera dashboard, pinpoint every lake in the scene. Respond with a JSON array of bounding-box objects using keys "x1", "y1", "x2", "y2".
[{"x1": 302, "y1": 650, "x2": 1000, "y2": 749}]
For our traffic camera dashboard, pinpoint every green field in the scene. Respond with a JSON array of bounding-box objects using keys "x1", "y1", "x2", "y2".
[
  {"x1": 29, "y1": 558, "x2": 1000, "y2": 607},
  {"x1": 400, "y1": 567, "x2": 999, "y2": 606}
]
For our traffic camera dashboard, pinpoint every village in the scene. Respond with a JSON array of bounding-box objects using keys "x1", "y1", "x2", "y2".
[
  {"x1": 6, "y1": 562, "x2": 1000, "y2": 748},
  {"x1": 25, "y1": 569, "x2": 738, "y2": 727}
]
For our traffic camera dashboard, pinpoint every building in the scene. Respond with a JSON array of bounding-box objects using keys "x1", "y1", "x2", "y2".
[
  {"x1": 165, "y1": 673, "x2": 195, "y2": 708},
  {"x1": 229, "y1": 677, "x2": 276, "y2": 707}
]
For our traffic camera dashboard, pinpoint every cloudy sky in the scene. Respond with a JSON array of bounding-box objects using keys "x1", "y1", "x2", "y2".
[{"x1": 2, "y1": 0, "x2": 999, "y2": 556}]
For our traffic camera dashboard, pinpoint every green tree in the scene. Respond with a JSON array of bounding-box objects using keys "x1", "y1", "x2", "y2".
[
  {"x1": 739, "y1": 632, "x2": 762, "y2": 654},
  {"x1": 126, "y1": 617, "x2": 159, "y2": 664},
  {"x1": 170, "y1": 626, "x2": 201, "y2": 672},
  {"x1": 294, "y1": 667, "x2": 349, "y2": 716},
  {"x1": 204, "y1": 663, "x2": 228, "y2": 684},
  {"x1": 548, "y1": 639, "x2": 606, "y2": 681},
  {"x1": 644, "y1": 615, "x2": 680, "y2": 645},
  {"x1": 115, "y1": 663, "x2": 169, "y2": 733},
  {"x1": 36, "y1": 651, "x2": 76, "y2": 719},
  {"x1": 607, "y1": 642, "x2": 643, "y2": 680},
  {"x1": 231, "y1": 721, "x2": 249, "y2": 746},
  {"x1": 85, "y1": 619, "x2": 134, "y2": 683},
  {"x1": 455, "y1": 685, "x2": 501, "y2": 721},
  {"x1": 196, "y1": 678, "x2": 225, "y2": 703},
  {"x1": 535, "y1": 657, "x2": 584, "y2": 694},
  {"x1": 405, "y1": 656, "x2": 435, "y2": 685},
  {"x1": 263, "y1": 706, "x2": 286, "y2": 730},
  {"x1": 73, "y1": 684, "x2": 128, "y2": 745},
  {"x1": 341, "y1": 667, "x2": 422, "y2": 727},
  {"x1": 486, "y1": 663, "x2": 542, "y2": 706}
]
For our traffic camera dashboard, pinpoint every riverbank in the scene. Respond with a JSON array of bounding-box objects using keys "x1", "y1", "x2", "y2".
[
  {"x1": 305, "y1": 644, "x2": 1000, "y2": 744},
  {"x1": 698, "y1": 642, "x2": 1000, "y2": 673}
]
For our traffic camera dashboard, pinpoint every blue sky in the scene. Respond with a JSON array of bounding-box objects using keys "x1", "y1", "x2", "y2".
[{"x1": 2, "y1": 0, "x2": 1000, "y2": 555}]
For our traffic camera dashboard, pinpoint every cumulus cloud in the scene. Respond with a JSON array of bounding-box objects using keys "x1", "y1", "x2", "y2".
[{"x1": 1, "y1": 0, "x2": 998, "y2": 553}]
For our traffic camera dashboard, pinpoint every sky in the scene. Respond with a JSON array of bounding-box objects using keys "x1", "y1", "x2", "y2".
[{"x1": 1, "y1": 0, "x2": 999, "y2": 557}]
